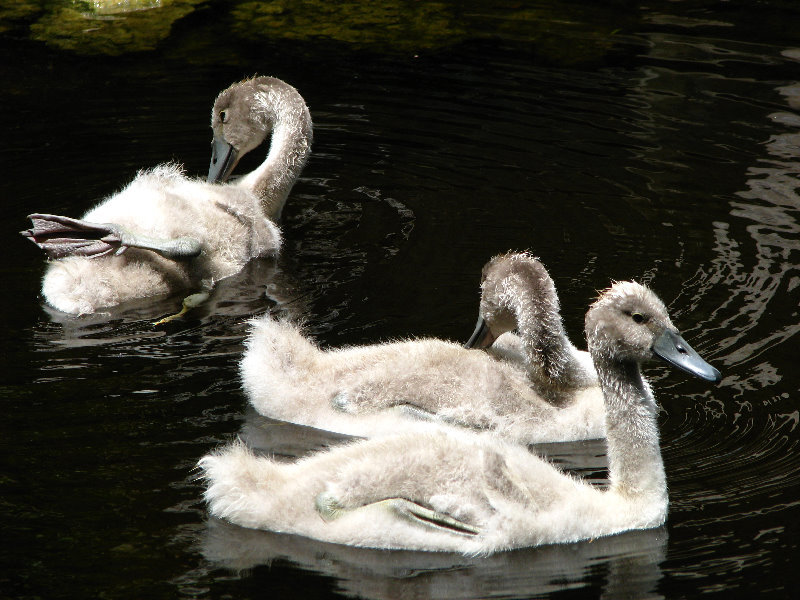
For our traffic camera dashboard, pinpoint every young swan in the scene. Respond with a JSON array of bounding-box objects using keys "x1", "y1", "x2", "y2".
[
  {"x1": 22, "y1": 76, "x2": 312, "y2": 315},
  {"x1": 240, "y1": 252, "x2": 605, "y2": 444},
  {"x1": 199, "y1": 281, "x2": 721, "y2": 554}
]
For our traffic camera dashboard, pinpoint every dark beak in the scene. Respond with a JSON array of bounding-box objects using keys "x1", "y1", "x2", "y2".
[
  {"x1": 464, "y1": 315, "x2": 497, "y2": 349},
  {"x1": 652, "y1": 329, "x2": 721, "y2": 383},
  {"x1": 208, "y1": 135, "x2": 239, "y2": 183}
]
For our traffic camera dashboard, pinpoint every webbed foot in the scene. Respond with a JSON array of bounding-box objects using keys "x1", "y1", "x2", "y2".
[
  {"x1": 331, "y1": 397, "x2": 445, "y2": 423},
  {"x1": 22, "y1": 214, "x2": 127, "y2": 259},
  {"x1": 314, "y1": 492, "x2": 479, "y2": 536},
  {"x1": 393, "y1": 404, "x2": 480, "y2": 432},
  {"x1": 393, "y1": 403, "x2": 440, "y2": 422},
  {"x1": 22, "y1": 213, "x2": 202, "y2": 260},
  {"x1": 389, "y1": 498, "x2": 480, "y2": 535},
  {"x1": 153, "y1": 292, "x2": 210, "y2": 326}
]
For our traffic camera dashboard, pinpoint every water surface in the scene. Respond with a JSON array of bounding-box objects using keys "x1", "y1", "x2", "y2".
[{"x1": 2, "y1": 1, "x2": 800, "y2": 598}]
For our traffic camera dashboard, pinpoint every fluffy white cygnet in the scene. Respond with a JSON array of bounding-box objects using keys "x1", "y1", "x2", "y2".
[
  {"x1": 199, "y1": 280, "x2": 721, "y2": 554},
  {"x1": 242, "y1": 252, "x2": 604, "y2": 444},
  {"x1": 23, "y1": 76, "x2": 312, "y2": 315}
]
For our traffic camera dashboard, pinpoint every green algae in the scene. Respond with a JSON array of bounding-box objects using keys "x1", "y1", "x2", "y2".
[
  {"x1": 9, "y1": 0, "x2": 635, "y2": 64},
  {"x1": 28, "y1": 0, "x2": 204, "y2": 55}
]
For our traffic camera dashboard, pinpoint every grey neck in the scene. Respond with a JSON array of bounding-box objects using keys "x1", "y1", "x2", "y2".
[
  {"x1": 239, "y1": 84, "x2": 313, "y2": 220},
  {"x1": 516, "y1": 295, "x2": 594, "y2": 402},
  {"x1": 595, "y1": 358, "x2": 666, "y2": 499}
]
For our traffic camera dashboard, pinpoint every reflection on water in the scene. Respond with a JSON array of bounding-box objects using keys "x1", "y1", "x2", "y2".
[
  {"x1": 33, "y1": 258, "x2": 301, "y2": 348},
  {"x1": 193, "y1": 519, "x2": 667, "y2": 600},
  {"x1": 653, "y1": 45, "x2": 800, "y2": 598},
  {"x1": 722, "y1": 82, "x2": 800, "y2": 372},
  {"x1": 4, "y1": 1, "x2": 800, "y2": 598}
]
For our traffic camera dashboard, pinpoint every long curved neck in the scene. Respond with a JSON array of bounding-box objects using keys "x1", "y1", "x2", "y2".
[
  {"x1": 514, "y1": 291, "x2": 594, "y2": 401},
  {"x1": 595, "y1": 358, "x2": 666, "y2": 500},
  {"x1": 239, "y1": 84, "x2": 313, "y2": 221}
]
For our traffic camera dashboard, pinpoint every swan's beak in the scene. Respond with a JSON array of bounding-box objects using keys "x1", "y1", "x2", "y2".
[
  {"x1": 464, "y1": 315, "x2": 497, "y2": 349},
  {"x1": 652, "y1": 329, "x2": 721, "y2": 383},
  {"x1": 208, "y1": 135, "x2": 239, "y2": 183}
]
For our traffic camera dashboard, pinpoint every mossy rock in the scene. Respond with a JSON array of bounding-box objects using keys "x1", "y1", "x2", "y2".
[
  {"x1": 230, "y1": 0, "x2": 467, "y2": 52},
  {"x1": 29, "y1": 0, "x2": 204, "y2": 55}
]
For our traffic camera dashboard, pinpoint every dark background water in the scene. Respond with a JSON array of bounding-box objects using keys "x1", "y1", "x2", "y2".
[{"x1": 2, "y1": 0, "x2": 800, "y2": 598}]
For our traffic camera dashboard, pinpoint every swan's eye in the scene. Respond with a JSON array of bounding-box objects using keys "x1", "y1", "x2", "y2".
[
  {"x1": 631, "y1": 312, "x2": 646, "y2": 324},
  {"x1": 220, "y1": 110, "x2": 229, "y2": 123}
]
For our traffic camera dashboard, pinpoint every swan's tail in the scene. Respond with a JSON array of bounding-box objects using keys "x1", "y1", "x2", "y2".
[
  {"x1": 240, "y1": 315, "x2": 320, "y2": 413},
  {"x1": 244, "y1": 314, "x2": 318, "y2": 364},
  {"x1": 198, "y1": 441, "x2": 290, "y2": 531}
]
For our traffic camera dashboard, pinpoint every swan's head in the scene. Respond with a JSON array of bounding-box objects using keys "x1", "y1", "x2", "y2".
[
  {"x1": 465, "y1": 252, "x2": 558, "y2": 348},
  {"x1": 585, "y1": 281, "x2": 720, "y2": 382},
  {"x1": 208, "y1": 77, "x2": 277, "y2": 183}
]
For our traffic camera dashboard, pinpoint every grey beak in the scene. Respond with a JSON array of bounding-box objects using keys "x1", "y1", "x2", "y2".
[
  {"x1": 652, "y1": 329, "x2": 721, "y2": 383},
  {"x1": 464, "y1": 315, "x2": 497, "y2": 349},
  {"x1": 208, "y1": 135, "x2": 239, "y2": 183}
]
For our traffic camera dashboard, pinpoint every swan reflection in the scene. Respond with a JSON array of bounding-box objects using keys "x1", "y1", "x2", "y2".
[{"x1": 198, "y1": 517, "x2": 667, "y2": 600}]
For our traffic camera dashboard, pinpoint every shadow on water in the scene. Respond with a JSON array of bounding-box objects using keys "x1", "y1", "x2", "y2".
[{"x1": 3, "y1": 0, "x2": 800, "y2": 598}]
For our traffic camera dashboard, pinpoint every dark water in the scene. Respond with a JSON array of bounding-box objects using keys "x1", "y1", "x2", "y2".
[{"x1": 3, "y1": 1, "x2": 800, "y2": 598}]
